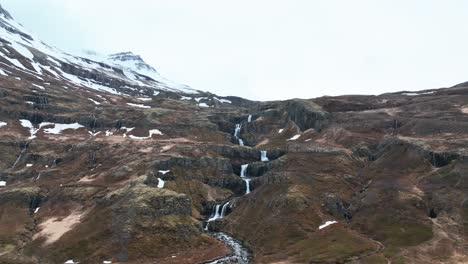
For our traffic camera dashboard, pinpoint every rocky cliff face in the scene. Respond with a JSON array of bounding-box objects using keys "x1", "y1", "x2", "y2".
[{"x1": 0, "y1": 4, "x2": 468, "y2": 264}]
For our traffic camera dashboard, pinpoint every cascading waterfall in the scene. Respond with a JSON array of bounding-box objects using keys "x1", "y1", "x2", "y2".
[
  {"x1": 205, "y1": 202, "x2": 230, "y2": 230},
  {"x1": 240, "y1": 164, "x2": 251, "y2": 195},
  {"x1": 240, "y1": 164, "x2": 248, "y2": 177},
  {"x1": 244, "y1": 179, "x2": 251, "y2": 194},
  {"x1": 234, "y1": 123, "x2": 245, "y2": 146},
  {"x1": 208, "y1": 204, "x2": 221, "y2": 222},
  {"x1": 206, "y1": 117, "x2": 272, "y2": 263},
  {"x1": 220, "y1": 202, "x2": 230, "y2": 217},
  {"x1": 234, "y1": 124, "x2": 241, "y2": 138}
]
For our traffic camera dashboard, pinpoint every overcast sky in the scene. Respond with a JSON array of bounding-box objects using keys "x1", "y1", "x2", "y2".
[{"x1": 2, "y1": 0, "x2": 468, "y2": 100}]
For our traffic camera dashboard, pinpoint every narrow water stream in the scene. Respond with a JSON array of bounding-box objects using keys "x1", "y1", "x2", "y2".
[
  {"x1": 11, "y1": 142, "x2": 29, "y2": 168},
  {"x1": 204, "y1": 232, "x2": 250, "y2": 264}
]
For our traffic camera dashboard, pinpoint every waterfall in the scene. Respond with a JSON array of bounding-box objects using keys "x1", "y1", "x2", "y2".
[
  {"x1": 234, "y1": 124, "x2": 241, "y2": 138},
  {"x1": 208, "y1": 204, "x2": 221, "y2": 222},
  {"x1": 240, "y1": 165, "x2": 251, "y2": 194},
  {"x1": 205, "y1": 116, "x2": 253, "y2": 263},
  {"x1": 220, "y1": 202, "x2": 230, "y2": 217},
  {"x1": 207, "y1": 202, "x2": 231, "y2": 223},
  {"x1": 260, "y1": 151, "x2": 269, "y2": 161},
  {"x1": 244, "y1": 179, "x2": 251, "y2": 194},
  {"x1": 205, "y1": 201, "x2": 231, "y2": 230},
  {"x1": 240, "y1": 164, "x2": 248, "y2": 177},
  {"x1": 234, "y1": 123, "x2": 245, "y2": 146},
  {"x1": 208, "y1": 202, "x2": 231, "y2": 222}
]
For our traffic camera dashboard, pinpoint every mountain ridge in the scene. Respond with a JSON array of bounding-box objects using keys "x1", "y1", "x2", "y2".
[{"x1": 0, "y1": 4, "x2": 199, "y2": 97}]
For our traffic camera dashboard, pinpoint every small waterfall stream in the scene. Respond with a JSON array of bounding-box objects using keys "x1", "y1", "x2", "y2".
[
  {"x1": 233, "y1": 124, "x2": 241, "y2": 138},
  {"x1": 240, "y1": 164, "x2": 248, "y2": 177},
  {"x1": 11, "y1": 143, "x2": 29, "y2": 169},
  {"x1": 220, "y1": 202, "x2": 230, "y2": 216},
  {"x1": 240, "y1": 164, "x2": 250, "y2": 195},
  {"x1": 205, "y1": 202, "x2": 230, "y2": 230},
  {"x1": 234, "y1": 124, "x2": 244, "y2": 146},
  {"x1": 260, "y1": 150, "x2": 269, "y2": 162},
  {"x1": 208, "y1": 204, "x2": 221, "y2": 223},
  {"x1": 244, "y1": 179, "x2": 251, "y2": 194}
]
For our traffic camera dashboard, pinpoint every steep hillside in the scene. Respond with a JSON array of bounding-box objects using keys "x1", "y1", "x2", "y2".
[{"x1": 1, "y1": 4, "x2": 468, "y2": 264}]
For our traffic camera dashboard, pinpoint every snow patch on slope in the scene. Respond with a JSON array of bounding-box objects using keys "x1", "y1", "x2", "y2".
[
  {"x1": 319, "y1": 221, "x2": 337, "y2": 230},
  {"x1": 19, "y1": 120, "x2": 84, "y2": 138},
  {"x1": 287, "y1": 134, "x2": 301, "y2": 141},
  {"x1": 127, "y1": 103, "x2": 150, "y2": 109},
  {"x1": 157, "y1": 178, "x2": 165, "y2": 188},
  {"x1": 128, "y1": 129, "x2": 163, "y2": 139},
  {"x1": 42, "y1": 123, "x2": 84, "y2": 134}
]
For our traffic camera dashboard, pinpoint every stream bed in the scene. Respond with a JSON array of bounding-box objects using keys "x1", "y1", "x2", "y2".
[{"x1": 205, "y1": 232, "x2": 250, "y2": 264}]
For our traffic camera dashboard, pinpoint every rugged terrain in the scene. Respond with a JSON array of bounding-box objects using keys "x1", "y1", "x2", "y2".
[{"x1": 0, "y1": 4, "x2": 467, "y2": 264}]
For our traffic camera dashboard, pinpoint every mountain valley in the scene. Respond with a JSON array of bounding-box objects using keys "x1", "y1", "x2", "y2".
[{"x1": 0, "y1": 4, "x2": 467, "y2": 264}]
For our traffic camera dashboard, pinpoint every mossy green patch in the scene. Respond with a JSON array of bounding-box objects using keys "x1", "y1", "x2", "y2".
[
  {"x1": 369, "y1": 217, "x2": 433, "y2": 251},
  {"x1": 360, "y1": 254, "x2": 388, "y2": 264},
  {"x1": 463, "y1": 206, "x2": 468, "y2": 236},
  {"x1": 0, "y1": 243, "x2": 15, "y2": 254},
  {"x1": 146, "y1": 107, "x2": 175, "y2": 120},
  {"x1": 287, "y1": 227, "x2": 378, "y2": 263},
  {"x1": 426, "y1": 171, "x2": 461, "y2": 186}
]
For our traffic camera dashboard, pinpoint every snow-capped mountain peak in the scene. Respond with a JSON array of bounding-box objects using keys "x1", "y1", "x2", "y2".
[
  {"x1": 0, "y1": 4, "x2": 198, "y2": 96},
  {"x1": 108, "y1": 51, "x2": 149, "y2": 65},
  {"x1": 108, "y1": 51, "x2": 160, "y2": 80},
  {"x1": 0, "y1": 5, "x2": 13, "y2": 20}
]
